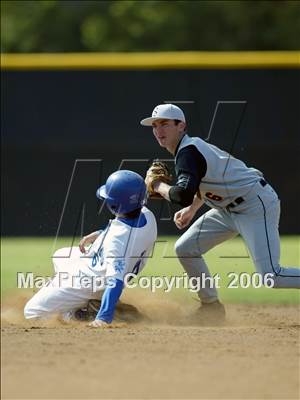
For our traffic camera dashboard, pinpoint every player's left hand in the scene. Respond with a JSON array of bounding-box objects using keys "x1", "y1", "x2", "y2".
[{"x1": 88, "y1": 319, "x2": 110, "y2": 328}]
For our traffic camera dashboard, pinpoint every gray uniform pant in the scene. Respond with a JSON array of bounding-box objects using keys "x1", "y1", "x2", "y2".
[{"x1": 175, "y1": 181, "x2": 300, "y2": 303}]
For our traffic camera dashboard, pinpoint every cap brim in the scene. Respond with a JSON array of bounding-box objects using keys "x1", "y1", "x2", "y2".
[
  {"x1": 96, "y1": 185, "x2": 107, "y2": 199},
  {"x1": 140, "y1": 117, "x2": 159, "y2": 126}
]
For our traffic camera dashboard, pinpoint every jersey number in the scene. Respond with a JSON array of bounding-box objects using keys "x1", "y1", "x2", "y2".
[
  {"x1": 91, "y1": 247, "x2": 104, "y2": 268},
  {"x1": 205, "y1": 192, "x2": 223, "y2": 202}
]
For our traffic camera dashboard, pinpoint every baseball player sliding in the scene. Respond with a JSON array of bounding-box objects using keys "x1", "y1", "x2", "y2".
[
  {"x1": 24, "y1": 170, "x2": 157, "y2": 327},
  {"x1": 142, "y1": 104, "x2": 300, "y2": 323}
]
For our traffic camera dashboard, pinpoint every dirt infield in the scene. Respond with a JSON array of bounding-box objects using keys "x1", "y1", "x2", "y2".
[{"x1": 1, "y1": 293, "x2": 300, "y2": 400}]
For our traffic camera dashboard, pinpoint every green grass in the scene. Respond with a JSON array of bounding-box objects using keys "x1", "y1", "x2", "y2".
[{"x1": 1, "y1": 236, "x2": 300, "y2": 304}]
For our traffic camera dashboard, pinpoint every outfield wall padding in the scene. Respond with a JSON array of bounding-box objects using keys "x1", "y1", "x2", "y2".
[{"x1": 1, "y1": 66, "x2": 299, "y2": 235}]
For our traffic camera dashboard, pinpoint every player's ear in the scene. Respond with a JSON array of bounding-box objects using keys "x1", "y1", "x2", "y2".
[{"x1": 178, "y1": 121, "x2": 186, "y2": 132}]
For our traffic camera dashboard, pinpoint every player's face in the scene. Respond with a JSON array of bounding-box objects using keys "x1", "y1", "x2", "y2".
[{"x1": 152, "y1": 119, "x2": 185, "y2": 153}]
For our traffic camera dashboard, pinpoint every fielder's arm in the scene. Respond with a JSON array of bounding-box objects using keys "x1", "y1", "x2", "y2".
[
  {"x1": 153, "y1": 181, "x2": 171, "y2": 201},
  {"x1": 153, "y1": 180, "x2": 203, "y2": 209}
]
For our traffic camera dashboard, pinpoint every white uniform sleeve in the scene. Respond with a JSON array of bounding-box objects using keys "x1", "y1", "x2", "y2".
[{"x1": 105, "y1": 257, "x2": 127, "y2": 281}]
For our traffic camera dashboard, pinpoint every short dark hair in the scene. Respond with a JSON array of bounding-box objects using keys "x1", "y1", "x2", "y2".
[{"x1": 174, "y1": 119, "x2": 187, "y2": 131}]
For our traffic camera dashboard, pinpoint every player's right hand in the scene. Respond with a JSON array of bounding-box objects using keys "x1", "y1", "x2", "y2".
[
  {"x1": 79, "y1": 236, "x2": 89, "y2": 253},
  {"x1": 174, "y1": 207, "x2": 195, "y2": 230},
  {"x1": 79, "y1": 231, "x2": 100, "y2": 253}
]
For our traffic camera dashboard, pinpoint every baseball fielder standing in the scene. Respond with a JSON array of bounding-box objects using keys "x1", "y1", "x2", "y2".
[
  {"x1": 141, "y1": 104, "x2": 300, "y2": 322},
  {"x1": 24, "y1": 170, "x2": 157, "y2": 326}
]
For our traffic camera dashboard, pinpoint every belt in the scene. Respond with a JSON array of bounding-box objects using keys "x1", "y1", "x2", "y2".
[
  {"x1": 227, "y1": 179, "x2": 267, "y2": 208},
  {"x1": 260, "y1": 179, "x2": 267, "y2": 187},
  {"x1": 227, "y1": 197, "x2": 244, "y2": 208}
]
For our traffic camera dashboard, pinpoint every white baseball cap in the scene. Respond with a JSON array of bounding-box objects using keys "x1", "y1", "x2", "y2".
[{"x1": 140, "y1": 104, "x2": 186, "y2": 126}]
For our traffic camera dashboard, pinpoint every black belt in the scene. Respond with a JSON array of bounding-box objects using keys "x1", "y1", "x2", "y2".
[
  {"x1": 227, "y1": 179, "x2": 267, "y2": 208},
  {"x1": 227, "y1": 197, "x2": 244, "y2": 208},
  {"x1": 260, "y1": 179, "x2": 267, "y2": 187}
]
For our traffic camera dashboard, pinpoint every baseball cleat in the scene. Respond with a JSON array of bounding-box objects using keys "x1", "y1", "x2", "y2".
[{"x1": 189, "y1": 300, "x2": 226, "y2": 326}]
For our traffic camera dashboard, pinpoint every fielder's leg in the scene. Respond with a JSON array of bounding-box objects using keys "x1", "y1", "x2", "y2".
[
  {"x1": 234, "y1": 186, "x2": 300, "y2": 288},
  {"x1": 175, "y1": 208, "x2": 238, "y2": 303}
]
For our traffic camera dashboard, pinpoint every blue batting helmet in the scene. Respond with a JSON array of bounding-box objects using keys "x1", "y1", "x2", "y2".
[{"x1": 96, "y1": 170, "x2": 147, "y2": 215}]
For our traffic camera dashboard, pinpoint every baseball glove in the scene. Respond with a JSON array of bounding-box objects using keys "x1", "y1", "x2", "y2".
[{"x1": 145, "y1": 160, "x2": 172, "y2": 199}]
